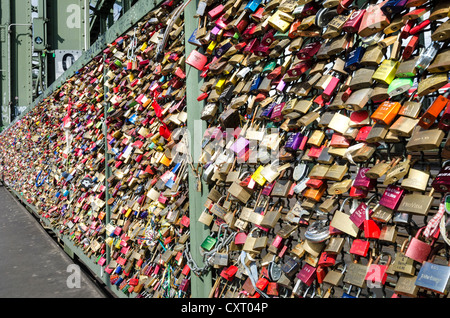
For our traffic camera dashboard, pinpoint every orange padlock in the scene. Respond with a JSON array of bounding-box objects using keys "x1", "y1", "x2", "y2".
[
  {"x1": 370, "y1": 100, "x2": 402, "y2": 125},
  {"x1": 418, "y1": 94, "x2": 450, "y2": 129}
]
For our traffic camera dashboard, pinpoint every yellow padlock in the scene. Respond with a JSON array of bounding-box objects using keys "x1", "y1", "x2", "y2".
[
  {"x1": 159, "y1": 154, "x2": 172, "y2": 167},
  {"x1": 207, "y1": 40, "x2": 218, "y2": 55},
  {"x1": 251, "y1": 165, "x2": 267, "y2": 186},
  {"x1": 268, "y1": 10, "x2": 292, "y2": 33},
  {"x1": 372, "y1": 59, "x2": 399, "y2": 85},
  {"x1": 124, "y1": 208, "x2": 132, "y2": 218}
]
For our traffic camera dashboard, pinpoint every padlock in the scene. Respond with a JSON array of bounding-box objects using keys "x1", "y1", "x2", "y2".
[
  {"x1": 428, "y1": 49, "x2": 450, "y2": 73},
  {"x1": 323, "y1": 263, "x2": 346, "y2": 286},
  {"x1": 388, "y1": 78, "x2": 413, "y2": 97},
  {"x1": 297, "y1": 263, "x2": 317, "y2": 286},
  {"x1": 397, "y1": 188, "x2": 435, "y2": 216},
  {"x1": 372, "y1": 59, "x2": 399, "y2": 85},
  {"x1": 343, "y1": 256, "x2": 373, "y2": 289},
  {"x1": 349, "y1": 200, "x2": 373, "y2": 230},
  {"x1": 438, "y1": 100, "x2": 450, "y2": 131},
  {"x1": 404, "y1": 227, "x2": 436, "y2": 263},
  {"x1": 379, "y1": 224, "x2": 397, "y2": 243},
  {"x1": 330, "y1": 197, "x2": 359, "y2": 237},
  {"x1": 431, "y1": 20, "x2": 450, "y2": 42},
  {"x1": 417, "y1": 94, "x2": 450, "y2": 129},
  {"x1": 432, "y1": 161, "x2": 450, "y2": 192},
  {"x1": 344, "y1": 46, "x2": 366, "y2": 72},
  {"x1": 394, "y1": 275, "x2": 419, "y2": 297},
  {"x1": 415, "y1": 246, "x2": 450, "y2": 295},
  {"x1": 406, "y1": 126, "x2": 445, "y2": 152},
  {"x1": 391, "y1": 240, "x2": 416, "y2": 276},
  {"x1": 365, "y1": 253, "x2": 392, "y2": 286},
  {"x1": 342, "y1": 5, "x2": 367, "y2": 33},
  {"x1": 379, "y1": 184, "x2": 404, "y2": 211},
  {"x1": 370, "y1": 101, "x2": 401, "y2": 125},
  {"x1": 358, "y1": 2, "x2": 390, "y2": 37},
  {"x1": 389, "y1": 116, "x2": 419, "y2": 137},
  {"x1": 341, "y1": 285, "x2": 362, "y2": 298},
  {"x1": 383, "y1": 155, "x2": 411, "y2": 185},
  {"x1": 400, "y1": 168, "x2": 430, "y2": 192},
  {"x1": 395, "y1": 56, "x2": 419, "y2": 78},
  {"x1": 415, "y1": 42, "x2": 441, "y2": 71}
]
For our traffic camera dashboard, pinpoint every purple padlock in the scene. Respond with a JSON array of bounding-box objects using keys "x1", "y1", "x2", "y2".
[
  {"x1": 230, "y1": 137, "x2": 249, "y2": 157},
  {"x1": 270, "y1": 102, "x2": 285, "y2": 122},
  {"x1": 276, "y1": 79, "x2": 287, "y2": 93},
  {"x1": 284, "y1": 132, "x2": 303, "y2": 152}
]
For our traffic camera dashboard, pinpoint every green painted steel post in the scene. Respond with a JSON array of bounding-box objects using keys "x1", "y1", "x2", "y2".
[
  {"x1": 184, "y1": 0, "x2": 212, "y2": 298},
  {"x1": 102, "y1": 52, "x2": 112, "y2": 291}
]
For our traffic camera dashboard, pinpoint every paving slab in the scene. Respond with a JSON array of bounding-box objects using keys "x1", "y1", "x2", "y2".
[{"x1": 0, "y1": 187, "x2": 108, "y2": 298}]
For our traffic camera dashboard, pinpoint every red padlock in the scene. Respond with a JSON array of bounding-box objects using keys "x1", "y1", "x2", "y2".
[
  {"x1": 349, "y1": 239, "x2": 370, "y2": 257},
  {"x1": 404, "y1": 227, "x2": 436, "y2": 263},
  {"x1": 365, "y1": 254, "x2": 391, "y2": 286},
  {"x1": 438, "y1": 100, "x2": 450, "y2": 132},
  {"x1": 402, "y1": 35, "x2": 419, "y2": 60},
  {"x1": 409, "y1": 19, "x2": 430, "y2": 35}
]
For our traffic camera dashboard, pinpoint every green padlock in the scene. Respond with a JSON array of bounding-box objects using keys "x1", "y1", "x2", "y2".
[
  {"x1": 388, "y1": 78, "x2": 413, "y2": 97},
  {"x1": 201, "y1": 235, "x2": 217, "y2": 251},
  {"x1": 263, "y1": 60, "x2": 277, "y2": 73}
]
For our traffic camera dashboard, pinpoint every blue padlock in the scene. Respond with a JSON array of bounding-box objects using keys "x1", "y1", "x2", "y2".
[
  {"x1": 250, "y1": 75, "x2": 262, "y2": 92},
  {"x1": 344, "y1": 46, "x2": 366, "y2": 73},
  {"x1": 244, "y1": 0, "x2": 261, "y2": 12},
  {"x1": 260, "y1": 102, "x2": 276, "y2": 119},
  {"x1": 381, "y1": 0, "x2": 407, "y2": 15}
]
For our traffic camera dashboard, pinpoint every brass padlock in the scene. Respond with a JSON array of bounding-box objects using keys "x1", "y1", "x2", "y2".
[
  {"x1": 345, "y1": 88, "x2": 373, "y2": 111},
  {"x1": 328, "y1": 179, "x2": 352, "y2": 195},
  {"x1": 352, "y1": 143, "x2": 376, "y2": 163},
  {"x1": 395, "y1": 56, "x2": 419, "y2": 78},
  {"x1": 401, "y1": 168, "x2": 430, "y2": 192},
  {"x1": 389, "y1": 116, "x2": 419, "y2": 137},
  {"x1": 371, "y1": 204, "x2": 394, "y2": 223},
  {"x1": 328, "y1": 112, "x2": 351, "y2": 134},
  {"x1": 428, "y1": 49, "x2": 450, "y2": 73},
  {"x1": 431, "y1": 20, "x2": 450, "y2": 42},
  {"x1": 309, "y1": 164, "x2": 330, "y2": 179},
  {"x1": 370, "y1": 85, "x2": 390, "y2": 103},
  {"x1": 383, "y1": 15, "x2": 404, "y2": 35},
  {"x1": 360, "y1": 45, "x2": 385, "y2": 67},
  {"x1": 349, "y1": 68, "x2": 375, "y2": 90},
  {"x1": 397, "y1": 188, "x2": 435, "y2": 216},
  {"x1": 406, "y1": 126, "x2": 445, "y2": 152},
  {"x1": 319, "y1": 195, "x2": 338, "y2": 213},
  {"x1": 324, "y1": 163, "x2": 348, "y2": 181},
  {"x1": 398, "y1": 96, "x2": 423, "y2": 119},
  {"x1": 365, "y1": 159, "x2": 395, "y2": 179},
  {"x1": 366, "y1": 123, "x2": 388, "y2": 143},
  {"x1": 383, "y1": 155, "x2": 412, "y2": 185},
  {"x1": 307, "y1": 130, "x2": 325, "y2": 147},
  {"x1": 417, "y1": 73, "x2": 448, "y2": 97}
]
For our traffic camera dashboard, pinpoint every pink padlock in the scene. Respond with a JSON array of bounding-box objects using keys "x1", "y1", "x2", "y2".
[
  {"x1": 297, "y1": 263, "x2": 317, "y2": 286},
  {"x1": 353, "y1": 167, "x2": 376, "y2": 190},
  {"x1": 379, "y1": 184, "x2": 404, "y2": 210}
]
